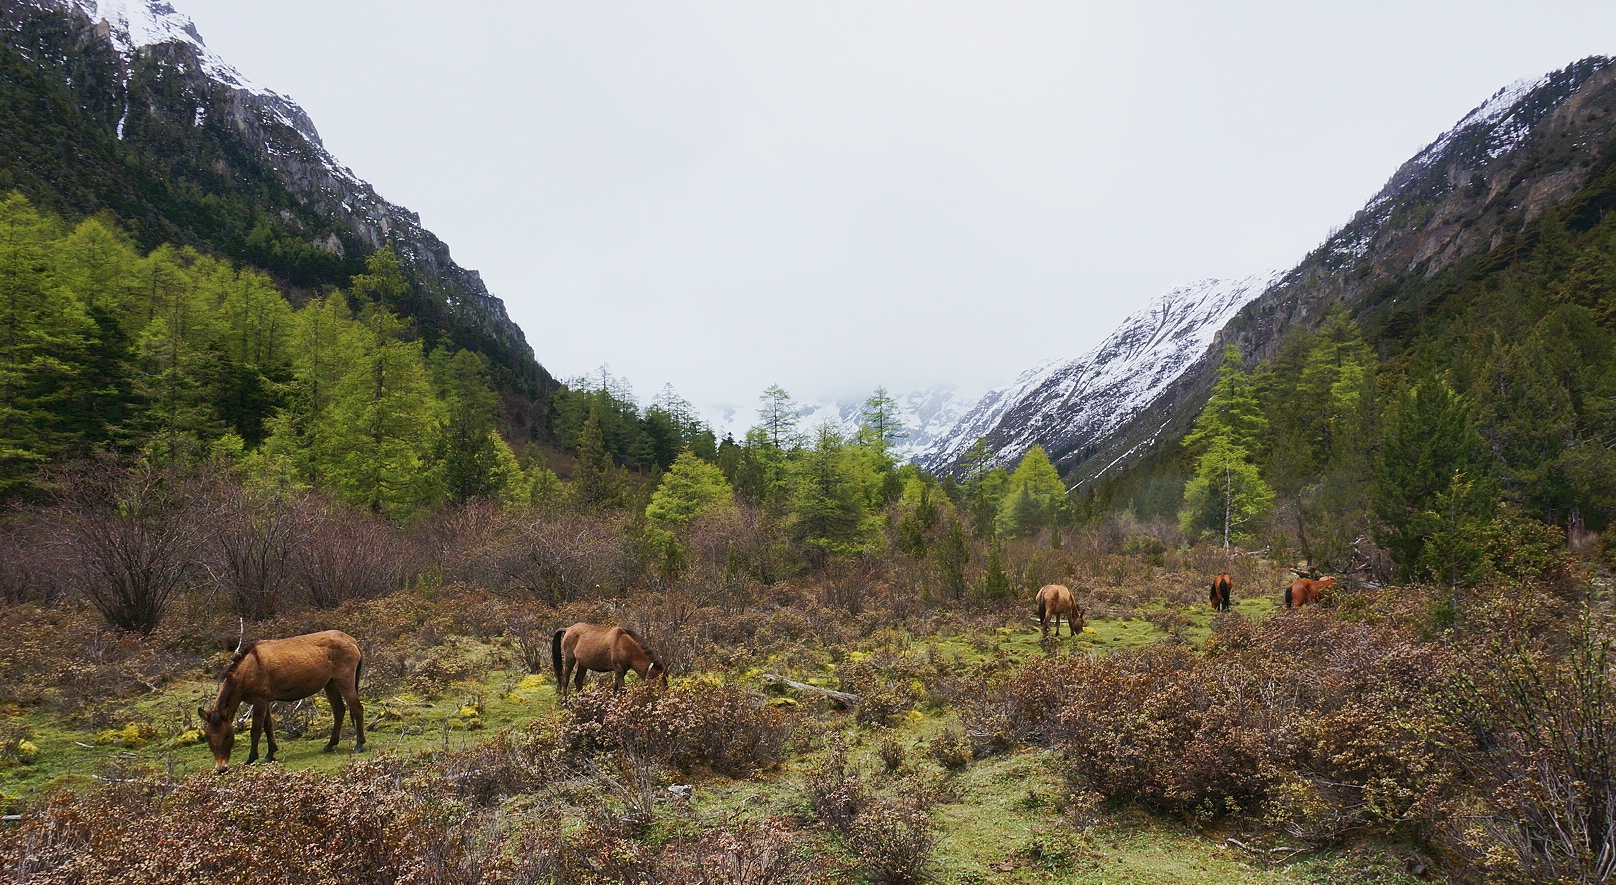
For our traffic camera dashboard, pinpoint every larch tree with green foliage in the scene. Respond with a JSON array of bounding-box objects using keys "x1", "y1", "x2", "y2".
[
  {"x1": 996, "y1": 445, "x2": 1066, "y2": 539},
  {"x1": 789, "y1": 422, "x2": 881, "y2": 561},
  {"x1": 311, "y1": 297, "x2": 444, "y2": 519},
  {"x1": 0, "y1": 194, "x2": 93, "y2": 492},
  {"x1": 1180, "y1": 346, "x2": 1273, "y2": 550},
  {"x1": 959, "y1": 438, "x2": 1010, "y2": 539},
  {"x1": 647, "y1": 449, "x2": 736, "y2": 526},
  {"x1": 757, "y1": 384, "x2": 800, "y2": 451},
  {"x1": 431, "y1": 348, "x2": 518, "y2": 505}
]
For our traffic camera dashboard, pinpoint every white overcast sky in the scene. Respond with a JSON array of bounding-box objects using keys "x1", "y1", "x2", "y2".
[{"x1": 175, "y1": 1, "x2": 1616, "y2": 424}]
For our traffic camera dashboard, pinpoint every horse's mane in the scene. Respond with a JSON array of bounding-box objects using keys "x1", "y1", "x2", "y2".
[
  {"x1": 620, "y1": 627, "x2": 663, "y2": 665},
  {"x1": 221, "y1": 640, "x2": 261, "y2": 677}
]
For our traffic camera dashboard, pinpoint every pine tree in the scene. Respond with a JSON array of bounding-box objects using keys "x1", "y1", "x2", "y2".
[
  {"x1": 756, "y1": 384, "x2": 800, "y2": 451},
  {"x1": 857, "y1": 386, "x2": 907, "y2": 451},
  {"x1": 1180, "y1": 436, "x2": 1275, "y2": 551}
]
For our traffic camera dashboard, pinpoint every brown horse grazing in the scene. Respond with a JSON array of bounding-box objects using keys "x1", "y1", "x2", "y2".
[
  {"x1": 197, "y1": 630, "x2": 365, "y2": 774},
  {"x1": 1209, "y1": 573, "x2": 1233, "y2": 612},
  {"x1": 1036, "y1": 584, "x2": 1086, "y2": 639},
  {"x1": 1285, "y1": 576, "x2": 1335, "y2": 608},
  {"x1": 552, "y1": 623, "x2": 666, "y2": 704}
]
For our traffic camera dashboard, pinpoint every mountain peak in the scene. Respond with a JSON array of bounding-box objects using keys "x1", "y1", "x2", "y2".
[{"x1": 915, "y1": 271, "x2": 1280, "y2": 478}]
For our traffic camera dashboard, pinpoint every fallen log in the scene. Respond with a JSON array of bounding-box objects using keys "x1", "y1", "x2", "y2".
[{"x1": 760, "y1": 673, "x2": 862, "y2": 708}]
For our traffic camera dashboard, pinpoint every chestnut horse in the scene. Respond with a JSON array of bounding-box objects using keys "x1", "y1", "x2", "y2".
[
  {"x1": 1285, "y1": 576, "x2": 1335, "y2": 608},
  {"x1": 552, "y1": 623, "x2": 666, "y2": 704},
  {"x1": 1209, "y1": 573, "x2": 1233, "y2": 612},
  {"x1": 1036, "y1": 584, "x2": 1086, "y2": 639},
  {"x1": 197, "y1": 630, "x2": 365, "y2": 773}
]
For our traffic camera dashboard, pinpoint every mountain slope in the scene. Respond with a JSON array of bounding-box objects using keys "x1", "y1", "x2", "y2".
[
  {"x1": 0, "y1": 0, "x2": 551, "y2": 406},
  {"x1": 916, "y1": 273, "x2": 1280, "y2": 475},
  {"x1": 926, "y1": 56, "x2": 1616, "y2": 487}
]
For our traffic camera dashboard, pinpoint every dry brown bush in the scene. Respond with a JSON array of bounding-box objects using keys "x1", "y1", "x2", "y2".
[
  {"x1": 0, "y1": 515, "x2": 67, "y2": 606},
  {"x1": 291, "y1": 500, "x2": 406, "y2": 608},
  {"x1": 50, "y1": 457, "x2": 205, "y2": 634},
  {"x1": 203, "y1": 485, "x2": 299, "y2": 621},
  {"x1": 562, "y1": 683, "x2": 795, "y2": 776}
]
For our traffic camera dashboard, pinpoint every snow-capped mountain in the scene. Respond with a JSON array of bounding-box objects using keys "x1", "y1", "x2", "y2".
[
  {"x1": 914, "y1": 273, "x2": 1279, "y2": 475},
  {"x1": 919, "y1": 56, "x2": 1616, "y2": 487},
  {"x1": 6, "y1": 0, "x2": 543, "y2": 386}
]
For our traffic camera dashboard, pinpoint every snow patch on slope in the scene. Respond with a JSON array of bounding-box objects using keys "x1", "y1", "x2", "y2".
[
  {"x1": 915, "y1": 272, "x2": 1281, "y2": 478},
  {"x1": 708, "y1": 386, "x2": 970, "y2": 461}
]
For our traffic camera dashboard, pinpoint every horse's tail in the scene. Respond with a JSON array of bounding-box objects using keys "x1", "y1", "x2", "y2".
[
  {"x1": 354, "y1": 654, "x2": 363, "y2": 695},
  {"x1": 1037, "y1": 595, "x2": 1047, "y2": 622},
  {"x1": 552, "y1": 630, "x2": 566, "y2": 683},
  {"x1": 1284, "y1": 585, "x2": 1293, "y2": 608}
]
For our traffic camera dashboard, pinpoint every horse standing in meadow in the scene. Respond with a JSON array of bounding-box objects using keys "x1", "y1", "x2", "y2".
[
  {"x1": 1209, "y1": 573, "x2": 1233, "y2": 612},
  {"x1": 552, "y1": 623, "x2": 667, "y2": 704},
  {"x1": 197, "y1": 630, "x2": 365, "y2": 774},
  {"x1": 1036, "y1": 584, "x2": 1086, "y2": 639},
  {"x1": 1285, "y1": 576, "x2": 1335, "y2": 608}
]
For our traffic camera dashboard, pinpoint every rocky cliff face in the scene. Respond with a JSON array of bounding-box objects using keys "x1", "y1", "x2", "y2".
[
  {"x1": 1, "y1": 0, "x2": 547, "y2": 396},
  {"x1": 923, "y1": 56, "x2": 1616, "y2": 487}
]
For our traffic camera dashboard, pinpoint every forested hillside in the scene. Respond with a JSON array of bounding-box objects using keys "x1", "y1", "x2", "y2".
[{"x1": 0, "y1": 0, "x2": 552, "y2": 415}]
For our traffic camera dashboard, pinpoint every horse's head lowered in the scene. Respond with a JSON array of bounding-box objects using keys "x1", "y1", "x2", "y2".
[{"x1": 197, "y1": 704, "x2": 236, "y2": 774}]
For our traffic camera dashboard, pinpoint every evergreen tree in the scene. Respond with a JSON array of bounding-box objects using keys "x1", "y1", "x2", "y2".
[
  {"x1": 996, "y1": 445, "x2": 1066, "y2": 538},
  {"x1": 1180, "y1": 436, "x2": 1275, "y2": 551},
  {"x1": 788, "y1": 422, "x2": 879, "y2": 560},
  {"x1": 857, "y1": 386, "x2": 907, "y2": 451},
  {"x1": 756, "y1": 384, "x2": 800, "y2": 450},
  {"x1": 431, "y1": 348, "x2": 510, "y2": 505},
  {"x1": 933, "y1": 516, "x2": 971, "y2": 600},
  {"x1": 0, "y1": 193, "x2": 92, "y2": 492},
  {"x1": 311, "y1": 301, "x2": 444, "y2": 519},
  {"x1": 1180, "y1": 344, "x2": 1273, "y2": 550},
  {"x1": 1373, "y1": 375, "x2": 1497, "y2": 580},
  {"x1": 569, "y1": 405, "x2": 625, "y2": 510},
  {"x1": 647, "y1": 449, "x2": 736, "y2": 526}
]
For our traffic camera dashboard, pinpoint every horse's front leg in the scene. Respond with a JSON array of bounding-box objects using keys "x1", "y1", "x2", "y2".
[
  {"x1": 246, "y1": 704, "x2": 265, "y2": 764},
  {"x1": 613, "y1": 665, "x2": 626, "y2": 691},
  {"x1": 263, "y1": 706, "x2": 278, "y2": 763}
]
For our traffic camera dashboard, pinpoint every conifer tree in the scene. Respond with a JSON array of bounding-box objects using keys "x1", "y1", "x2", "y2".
[
  {"x1": 0, "y1": 194, "x2": 92, "y2": 491},
  {"x1": 569, "y1": 405, "x2": 625, "y2": 510},
  {"x1": 431, "y1": 348, "x2": 509, "y2": 505},
  {"x1": 647, "y1": 449, "x2": 736, "y2": 526},
  {"x1": 1179, "y1": 346, "x2": 1273, "y2": 549},
  {"x1": 756, "y1": 384, "x2": 800, "y2": 450},
  {"x1": 996, "y1": 445, "x2": 1066, "y2": 538}
]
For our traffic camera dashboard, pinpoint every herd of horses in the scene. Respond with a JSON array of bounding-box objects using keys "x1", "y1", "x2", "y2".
[{"x1": 195, "y1": 571, "x2": 1333, "y2": 772}]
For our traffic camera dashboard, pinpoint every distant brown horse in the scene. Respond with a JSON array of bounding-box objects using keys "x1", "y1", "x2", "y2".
[
  {"x1": 1285, "y1": 576, "x2": 1335, "y2": 608},
  {"x1": 1036, "y1": 584, "x2": 1086, "y2": 639},
  {"x1": 1209, "y1": 573, "x2": 1233, "y2": 612},
  {"x1": 552, "y1": 623, "x2": 666, "y2": 704},
  {"x1": 197, "y1": 630, "x2": 365, "y2": 774}
]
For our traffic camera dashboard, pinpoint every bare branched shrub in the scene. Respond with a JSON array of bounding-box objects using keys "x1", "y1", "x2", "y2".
[
  {"x1": 0, "y1": 514, "x2": 66, "y2": 605},
  {"x1": 664, "y1": 818, "x2": 807, "y2": 885},
  {"x1": 205, "y1": 486, "x2": 299, "y2": 621},
  {"x1": 846, "y1": 796, "x2": 937, "y2": 885},
  {"x1": 51, "y1": 458, "x2": 203, "y2": 634},
  {"x1": 1444, "y1": 610, "x2": 1616, "y2": 883},
  {"x1": 805, "y1": 739, "x2": 864, "y2": 830},
  {"x1": 485, "y1": 512, "x2": 633, "y2": 602},
  {"x1": 292, "y1": 500, "x2": 404, "y2": 608},
  {"x1": 563, "y1": 683, "x2": 795, "y2": 776}
]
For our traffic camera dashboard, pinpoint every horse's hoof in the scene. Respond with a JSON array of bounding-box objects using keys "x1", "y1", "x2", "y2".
[
  {"x1": 321, "y1": 743, "x2": 337, "y2": 753},
  {"x1": 244, "y1": 756, "x2": 257, "y2": 765},
  {"x1": 352, "y1": 743, "x2": 367, "y2": 754}
]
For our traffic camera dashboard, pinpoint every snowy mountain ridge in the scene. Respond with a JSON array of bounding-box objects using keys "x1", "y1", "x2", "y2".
[
  {"x1": 914, "y1": 272, "x2": 1280, "y2": 477},
  {"x1": 711, "y1": 385, "x2": 971, "y2": 461}
]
